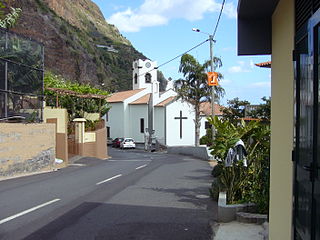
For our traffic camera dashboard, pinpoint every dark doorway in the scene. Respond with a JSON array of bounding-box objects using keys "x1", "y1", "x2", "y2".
[{"x1": 294, "y1": 8, "x2": 320, "y2": 240}]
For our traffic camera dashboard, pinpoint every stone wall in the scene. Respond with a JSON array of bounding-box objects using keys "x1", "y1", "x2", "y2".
[
  {"x1": 0, "y1": 123, "x2": 56, "y2": 178},
  {"x1": 167, "y1": 146, "x2": 210, "y2": 161}
]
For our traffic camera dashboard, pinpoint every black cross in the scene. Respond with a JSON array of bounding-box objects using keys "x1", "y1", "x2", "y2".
[{"x1": 174, "y1": 111, "x2": 188, "y2": 139}]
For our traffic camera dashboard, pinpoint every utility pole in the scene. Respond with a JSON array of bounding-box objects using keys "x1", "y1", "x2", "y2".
[
  {"x1": 192, "y1": 28, "x2": 216, "y2": 143},
  {"x1": 209, "y1": 34, "x2": 216, "y2": 141}
]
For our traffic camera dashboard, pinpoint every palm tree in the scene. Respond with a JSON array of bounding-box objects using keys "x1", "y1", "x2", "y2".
[{"x1": 174, "y1": 54, "x2": 225, "y2": 146}]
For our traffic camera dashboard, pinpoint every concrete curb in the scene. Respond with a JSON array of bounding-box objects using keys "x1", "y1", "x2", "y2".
[
  {"x1": 0, "y1": 169, "x2": 57, "y2": 182},
  {"x1": 209, "y1": 220, "x2": 220, "y2": 240},
  {"x1": 218, "y1": 192, "x2": 255, "y2": 222}
]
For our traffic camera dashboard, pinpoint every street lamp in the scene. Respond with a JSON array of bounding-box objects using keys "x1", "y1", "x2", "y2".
[{"x1": 192, "y1": 28, "x2": 216, "y2": 141}]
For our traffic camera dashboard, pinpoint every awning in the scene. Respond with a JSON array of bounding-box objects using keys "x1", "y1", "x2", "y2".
[{"x1": 237, "y1": 0, "x2": 279, "y2": 55}]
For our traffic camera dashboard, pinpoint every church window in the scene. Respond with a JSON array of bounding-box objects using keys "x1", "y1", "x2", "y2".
[
  {"x1": 140, "y1": 118, "x2": 144, "y2": 133},
  {"x1": 134, "y1": 73, "x2": 138, "y2": 84},
  {"x1": 145, "y1": 73, "x2": 152, "y2": 83}
]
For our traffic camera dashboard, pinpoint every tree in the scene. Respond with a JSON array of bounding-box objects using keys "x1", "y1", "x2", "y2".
[
  {"x1": 174, "y1": 53, "x2": 225, "y2": 146},
  {"x1": 222, "y1": 97, "x2": 250, "y2": 124},
  {"x1": 157, "y1": 70, "x2": 168, "y2": 92},
  {"x1": 0, "y1": 1, "x2": 21, "y2": 29},
  {"x1": 250, "y1": 96, "x2": 271, "y2": 121}
]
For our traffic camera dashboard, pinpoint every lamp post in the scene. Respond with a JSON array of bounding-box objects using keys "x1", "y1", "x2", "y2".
[{"x1": 192, "y1": 28, "x2": 216, "y2": 141}]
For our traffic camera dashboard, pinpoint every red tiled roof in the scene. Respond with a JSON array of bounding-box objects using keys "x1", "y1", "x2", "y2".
[
  {"x1": 155, "y1": 96, "x2": 176, "y2": 107},
  {"x1": 107, "y1": 89, "x2": 145, "y2": 103},
  {"x1": 240, "y1": 117, "x2": 270, "y2": 122},
  {"x1": 129, "y1": 94, "x2": 150, "y2": 105},
  {"x1": 255, "y1": 61, "x2": 271, "y2": 68},
  {"x1": 200, "y1": 102, "x2": 223, "y2": 116}
]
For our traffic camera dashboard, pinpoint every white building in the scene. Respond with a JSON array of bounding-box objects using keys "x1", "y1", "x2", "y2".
[{"x1": 106, "y1": 59, "x2": 222, "y2": 146}]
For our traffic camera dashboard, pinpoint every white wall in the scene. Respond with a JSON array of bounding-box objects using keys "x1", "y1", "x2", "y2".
[
  {"x1": 166, "y1": 100, "x2": 195, "y2": 146},
  {"x1": 108, "y1": 103, "x2": 125, "y2": 139},
  {"x1": 129, "y1": 104, "x2": 148, "y2": 142},
  {"x1": 116, "y1": 89, "x2": 150, "y2": 139},
  {"x1": 154, "y1": 89, "x2": 176, "y2": 105},
  {"x1": 154, "y1": 107, "x2": 165, "y2": 144}
]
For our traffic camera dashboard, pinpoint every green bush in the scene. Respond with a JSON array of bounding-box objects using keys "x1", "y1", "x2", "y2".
[
  {"x1": 44, "y1": 72, "x2": 110, "y2": 121},
  {"x1": 211, "y1": 163, "x2": 223, "y2": 178},
  {"x1": 208, "y1": 117, "x2": 270, "y2": 213},
  {"x1": 209, "y1": 178, "x2": 222, "y2": 202},
  {"x1": 200, "y1": 127, "x2": 213, "y2": 146}
]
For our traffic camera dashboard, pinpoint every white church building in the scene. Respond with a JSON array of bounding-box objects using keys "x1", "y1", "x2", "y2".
[{"x1": 106, "y1": 59, "x2": 222, "y2": 146}]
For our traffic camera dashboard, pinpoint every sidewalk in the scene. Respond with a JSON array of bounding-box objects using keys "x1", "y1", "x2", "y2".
[{"x1": 212, "y1": 221, "x2": 268, "y2": 240}]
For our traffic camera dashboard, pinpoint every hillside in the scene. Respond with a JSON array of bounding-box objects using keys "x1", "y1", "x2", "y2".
[{"x1": 10, "y1": 0, "x2": 146, "y2": 91}]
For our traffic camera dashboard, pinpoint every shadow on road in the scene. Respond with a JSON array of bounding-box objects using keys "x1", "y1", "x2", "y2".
[{"x1": 23, "y1": 202, "x2": 214, "y2": 240}]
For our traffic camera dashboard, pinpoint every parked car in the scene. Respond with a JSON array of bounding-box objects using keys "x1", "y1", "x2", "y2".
[
  {"x1": 107, "y1": 137, "x2": 113, "y2": 145},
  {"x1": 112, "y1": 137, "x2": 124, "y2": 148},
  {"x1": 120, "y1": 138, "x2": 136, "y2": 149}
]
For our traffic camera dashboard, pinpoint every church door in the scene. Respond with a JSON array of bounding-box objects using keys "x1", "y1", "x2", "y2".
[{"x1": 294, "y1": 8, "x2": 320, "y2": 240}]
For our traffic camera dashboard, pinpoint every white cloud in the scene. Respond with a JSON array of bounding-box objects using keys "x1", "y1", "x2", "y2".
[
  {"x1": 249, "y1": 59, "x2": 255, "y2": 69},
  {"x1": 107, "y1": 8, "x2": 168, "y2": 32},
  {"x1": 223, "y1": 2, "x2": 237, "y2": 18},
  {"x1": 228, "y1": 60, "x2": 253, "y2": 73},
  {"x1": 228, "y1": 66, "x2": 243, "y2": 73},
  {"x1": 107, "y1": 0, "x2": 237, "y2": 32},
  {"x1": 250, "y1": 81, "x2": 271, "y2": 88}
]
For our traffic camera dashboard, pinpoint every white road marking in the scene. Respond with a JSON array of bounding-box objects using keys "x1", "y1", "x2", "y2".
[
  {"x1": 135, "y1": 164, "x2": 147, "y2": 170},
  {"x1": 69, "y1": 163, "x2": 86, "y2": 167},
  {"x1": 0, "y1": 199, "x2": 61, "y2": 225},
  {"x1": 108, "y1": 160, "x2": 151, "y2": 162},
  {"x1": 96, "y1": 174, "x2": 122, "y2": 185}
]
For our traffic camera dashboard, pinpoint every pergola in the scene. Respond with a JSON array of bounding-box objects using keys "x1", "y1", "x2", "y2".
[{"x1": 46, "y1": 87, "x2": 108, "y2": 108}]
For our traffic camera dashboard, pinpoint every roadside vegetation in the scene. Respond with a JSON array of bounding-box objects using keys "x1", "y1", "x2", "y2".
[
  {"x1": 174, "y1": 52, "x2": 271, "y2": 214},
  {"x1": 204, "y1": 97, "x2": 271, "y2": 214},
  {"x1": 0, "y1": 0, "x2": 21, "y2": 29},
  {"x1": 44, "y1": 72, "x2": 110, "y2": 131}
]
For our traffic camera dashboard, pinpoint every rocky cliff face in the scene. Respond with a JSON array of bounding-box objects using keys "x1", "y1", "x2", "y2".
[
  {"x1": 43, "y1": 0, "x2": 131, "y2": 45},
  {"x1": 10, "y1": 0, "x2": 145, "y2": 91}
]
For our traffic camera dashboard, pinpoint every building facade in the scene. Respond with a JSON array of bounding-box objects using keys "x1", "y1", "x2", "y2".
[
  {"x1": 238, "y1": 0, "x2": 320, "y2": 239},
  {"x1": 106, "y1": 59, "x2": 221, "y2": 146}
]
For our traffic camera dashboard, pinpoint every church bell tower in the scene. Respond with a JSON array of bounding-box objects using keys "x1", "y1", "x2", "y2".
[{"x1": 132, "y1": 59, "x2": 158, "y2": 91}]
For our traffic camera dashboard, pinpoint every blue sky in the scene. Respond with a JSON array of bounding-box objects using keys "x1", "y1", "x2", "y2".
[{"x1": 92, "y1": 0, "x2": 271, "y2": 105}]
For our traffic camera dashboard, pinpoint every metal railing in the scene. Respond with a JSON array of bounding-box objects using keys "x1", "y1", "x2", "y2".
[{"x1": 0, "y1": 28, "x2": 44, "y2": 122}]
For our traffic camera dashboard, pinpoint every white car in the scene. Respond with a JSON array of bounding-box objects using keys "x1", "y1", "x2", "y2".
[{"x1": 120, "y1": 138, "x2": 136, "y2": 149}]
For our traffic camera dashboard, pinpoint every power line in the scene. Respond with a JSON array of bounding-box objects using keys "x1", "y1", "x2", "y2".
[
  {"x1": 138, "y1": 0, "x2": 226, "y2": 78},
  {"x1": 212, "y1": 0, "x2": 226, "y2": 38},
  {"x1": 158, "y1": 39, "x2": 209, "y2": 68},
  {"x1": 138, "y1": 39, "x2": 209, "y2": 77},
  {"x1": 114, "y1": 0, "x2": 226, "y2": 85}
]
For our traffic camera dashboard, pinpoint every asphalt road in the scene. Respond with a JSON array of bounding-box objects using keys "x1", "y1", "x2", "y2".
[{"x1": 0, "y1": 147, "x2": 216, "y2": 240}]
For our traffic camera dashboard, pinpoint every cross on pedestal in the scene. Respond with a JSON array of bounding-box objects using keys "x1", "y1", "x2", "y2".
[{"x1": 174, "y1": 111, "x2": 188, "y2": 139}]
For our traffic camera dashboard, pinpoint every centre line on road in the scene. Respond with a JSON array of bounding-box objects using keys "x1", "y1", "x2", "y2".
[
  {"x1": 135, "y1": 164, "x2": 147, "y2": 170},
  {"x1": 0, "y1": 198, "x2": 61, "y2": 225},
  {"x1": 96, "y1": 174, "x2": 122, "y2": 185}
]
